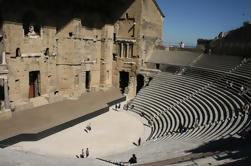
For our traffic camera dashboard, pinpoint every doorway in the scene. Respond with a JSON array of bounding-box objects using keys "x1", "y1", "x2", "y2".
[
  {"x1": 119, "y1": 71, "x2": 129, "y2": 94},
  {"x1": 0, "y1": 80, "x2": 4, "y2": 110},
  {"x1": 136, "y1": 74, "x2": 144, "y2": 94},
  {"x1": 85, "y1": 71, "x2": 91, "y2": 90},
  {"x1": 29, "y1": 71, "x2": 40, "y2": 98}
]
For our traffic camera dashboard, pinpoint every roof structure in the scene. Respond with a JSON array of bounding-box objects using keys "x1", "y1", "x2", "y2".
[{"x1": 146, "y1": 50, "x2": 200, "y2": 66}]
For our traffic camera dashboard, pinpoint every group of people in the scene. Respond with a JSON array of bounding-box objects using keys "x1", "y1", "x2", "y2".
[
  {"x1": 123, "y1": 104, "x2": 134, "y2": 111},
  {"x1": 76, "y1": 148, "x2": 89, "y2": 158},
  {"x1": 114, "y1": 104, "x2": 121, "y2": 110},
  {"x1": 225, "y1": 79, "x2": 251, "y2": 96},
  {"x1": 177, "y1": 119, "x2": 199, "y2": 133},
  {"x1": 225, "y1": 80, "x2": 234, "y2": 89},
  {"x1": 174, "y1": 68, "x2": 186, "y2": 76}
]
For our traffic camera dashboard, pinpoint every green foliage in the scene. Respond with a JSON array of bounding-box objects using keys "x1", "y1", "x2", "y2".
[{"x1": 243, "y1": 21, "x2": 250, "y2": 26}]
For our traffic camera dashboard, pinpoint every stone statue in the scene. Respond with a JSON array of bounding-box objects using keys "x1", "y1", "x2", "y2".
[{"x1": 27, "y1": 25, "x2": 39, "y2": 38}]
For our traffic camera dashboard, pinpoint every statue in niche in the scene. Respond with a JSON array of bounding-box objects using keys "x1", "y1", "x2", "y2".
[{"x1": 27, "y1": 25, "x2": 39, "y2": 38}]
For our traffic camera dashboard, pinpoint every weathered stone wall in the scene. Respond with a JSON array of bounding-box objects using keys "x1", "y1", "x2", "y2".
[
  {"x1": 56, "y1": 19, "x2": 102, "y2": 95},
  {"x1": 141, "y1": 0, "x2": 164, "y2": 63},
  {"x1": 0, "y1": 28, "x2": 3, "y2": 63},
  {"x1": 100, "y1": 25, "x2": 114, "y2": 87},
  {"x1": 2, "y1": 22, "x2": 57, "y2": 103},
  {"x1": 0, "y1": 0, "x2": 164, "y2": 111},
  {"x1": 112, "y1": 0, "x2": 142, "y2": 94},
  {"x1": 112, "y1": 0, "x2": 163, "y2": 97}
]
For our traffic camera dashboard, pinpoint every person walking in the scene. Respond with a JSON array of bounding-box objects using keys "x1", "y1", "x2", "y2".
[{"x1": 138, "y1": 137, "x2": 141, "y2": 146}]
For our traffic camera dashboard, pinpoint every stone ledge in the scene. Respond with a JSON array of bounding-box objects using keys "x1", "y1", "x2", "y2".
[{"x1": 0, "y1": 109, "x2": 12, "y2": 121}]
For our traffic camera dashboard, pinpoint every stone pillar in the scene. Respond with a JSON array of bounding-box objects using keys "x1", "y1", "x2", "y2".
[
  {"x1": 4, "y1": 78, "x2": 10, "y2": 109},
  {"x1": 2, "y1": 52, "x2": 6, "y2": 65},
  {"x1": 126, "y1": 43, "x2": 129, "y2": 58},
  {"x1": 121, "y1": 43, "x2": 124, "y2": 58}
]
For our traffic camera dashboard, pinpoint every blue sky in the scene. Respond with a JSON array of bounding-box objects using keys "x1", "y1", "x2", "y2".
[{"x1": 156, "y1": 0, "x2": 251, "y2": 46}]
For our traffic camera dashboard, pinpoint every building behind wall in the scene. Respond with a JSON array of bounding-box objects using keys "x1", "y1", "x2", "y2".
[{"x1": 0, "y1": 0, "x2": 164, "y2": 119}]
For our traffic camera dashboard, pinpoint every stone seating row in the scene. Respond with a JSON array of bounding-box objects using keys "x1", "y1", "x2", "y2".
[{"x1": 129, "y1": 64, "x2": 251, "y2": 142}]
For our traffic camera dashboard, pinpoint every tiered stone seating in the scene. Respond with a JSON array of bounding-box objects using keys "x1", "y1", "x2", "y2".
[
  {"x1": 191, "y1": 55, "x2": 243, "y2": 72},
  {"x1": 129, "y1": 59, "x2": 251, "y2": 143},
  {"x1": 233, "y1": 59, "x2": 251, "y2": 78}
]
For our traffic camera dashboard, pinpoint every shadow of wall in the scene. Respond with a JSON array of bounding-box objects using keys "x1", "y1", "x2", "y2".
[{"x1": 0, "y1": 0, "x2": 134, "y2": 29}]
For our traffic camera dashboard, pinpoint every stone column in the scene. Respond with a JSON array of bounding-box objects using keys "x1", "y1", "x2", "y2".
[
  {"x1": 4, "y1": 78, "x2": 10, "y2": 109},
  {"x1": 121, "y1": 43, "x2": 124, "y2": 58},
  {"x1": 126, "y1": 43, "x2": 129, "y2": 58},
  {"x1": 2, "y1": 52, "x2": 6, "y2": 65}
]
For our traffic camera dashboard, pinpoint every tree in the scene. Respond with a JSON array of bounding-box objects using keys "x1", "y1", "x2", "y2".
[{"x1": 243, "y1": 21, "x2": 250, "y2": 26}]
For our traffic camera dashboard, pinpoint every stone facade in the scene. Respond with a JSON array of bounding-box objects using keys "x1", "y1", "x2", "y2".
[{"x1": 0, "y1": 0, "x2": 164, "y2": 117}]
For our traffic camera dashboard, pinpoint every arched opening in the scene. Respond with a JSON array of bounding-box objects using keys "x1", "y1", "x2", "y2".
[
  {"x1": 16, "y1": 48, "x2": 21, "y2": 57},
  {"x1": 136, "y1": 74, "x2": 144, "y2": 94},
  {"x1": 119, "y1": 71, "x2": 129, "y2": 94}
]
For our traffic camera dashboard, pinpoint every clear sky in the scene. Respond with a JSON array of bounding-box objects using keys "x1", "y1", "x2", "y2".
[{"x1": 156, "y1": 0, "x2": 251, "y2": 47}]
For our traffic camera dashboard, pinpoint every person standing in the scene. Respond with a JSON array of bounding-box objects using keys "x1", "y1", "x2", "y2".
[
  {"x1": 178, "y1": 123, "x2": 183, "y2": 133},
  {"x1": 194, "y1": 118, "x2": 199, "y2": 128},
  {"x1": 240, "y1": 85, "x2": 245, "y2": 95},
  {"x1": 86, "y1": 148, "x2": 89, "y2": 158},
  {"x1": 80, "y1": 149, "x2": 85, "y2": 158},
  {"x1": 76, "y1": 149, "x2": 85, "y2": 158}
]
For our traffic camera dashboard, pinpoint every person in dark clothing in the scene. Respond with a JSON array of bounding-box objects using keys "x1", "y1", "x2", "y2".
[
  {"x1": 178, "y1": 123, "x2": 183, "y2": 133},
  {"x1": 140, "y1": 112, "x2": 145, "y2": 117},
  {"x1": 129, "y1": 154, "x2": 137, "y2": 164},
  {"x1": 86, "y1": 148, "x2": 89, "y2": 158},
  {"x1": 138, "y1": 137, "x2": 141, "y2": 146},
  {"x1": 76, "y1": 149, "x2": 85, "y2": 158}
]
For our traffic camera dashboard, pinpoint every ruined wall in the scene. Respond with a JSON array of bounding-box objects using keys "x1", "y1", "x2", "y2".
[
  {"x1": 112, "y1": 0, "x2": 142, "y2": 91},
  {"x1": 112, "y1": 0, "x2": 163, "y2": 98},
  {"x1": 210, "y1": 25, "x2": 251, "y2": 57},
  {"x1": 100, "y1": 25, "x2": 114, "y2": 87},
  {"x1": 2, "y1": 22, "x2": 57, "y2": 102},
  {"x1": 0, "y1": 0, "x2": 164, "y2": 110},
  {"x1": 141, "y1": 0, "x2": 164, "y2": 63},
  {"x1": 56, "y1": 19, "x2": 102, "y2": 95},
  {"x1": 0, "y1": 27, "x2": 3, "y2": 63}
]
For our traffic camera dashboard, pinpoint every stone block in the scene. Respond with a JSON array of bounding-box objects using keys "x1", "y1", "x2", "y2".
[
  {"x1": 0, "y1": 109, "x2": 12, "y2": 121},
  {"x1": 30, "y1": 96, "x2": 49, "y2": 107}
]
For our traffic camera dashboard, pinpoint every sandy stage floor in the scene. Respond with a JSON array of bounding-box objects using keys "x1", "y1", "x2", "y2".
[{"x1": 7, "y1": 107, "x2": 144, "y2": 158}]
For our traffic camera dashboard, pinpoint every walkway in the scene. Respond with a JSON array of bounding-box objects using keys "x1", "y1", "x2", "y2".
[{"x1": 0, "y1": 88, "x2": 124, "y2": 146}]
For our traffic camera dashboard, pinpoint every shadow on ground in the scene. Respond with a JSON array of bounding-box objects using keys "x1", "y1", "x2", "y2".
[{"x1": 186, "y1": 134, "x2": 251, "y2": 165}]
